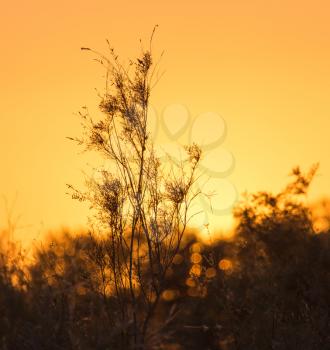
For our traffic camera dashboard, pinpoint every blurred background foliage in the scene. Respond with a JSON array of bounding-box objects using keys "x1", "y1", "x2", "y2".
[{"x1": 0, "y1": 167, "x2": 329, "y2": 350}]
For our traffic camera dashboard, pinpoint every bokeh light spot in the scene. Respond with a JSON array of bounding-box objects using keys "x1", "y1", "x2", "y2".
[
  {"x1": 218, "y1": 259, "x2": 233, "y2": 271},
  {"x1": 190, "y1": 252, "x2": 202, "y2": 264},
  {"x1": 190, "y1": 264, "x2": 202, "y2": 277},
  {"x1": 205, "y1": 267, "x2": 217, "y2": 279}
]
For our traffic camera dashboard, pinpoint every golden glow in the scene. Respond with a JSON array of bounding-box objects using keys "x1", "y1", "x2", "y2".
[
  {"x1": 190, "y1": 264, "x2": 202, "y2": 277},
  {"x1": 161, "y1": 289, "x2": 179, "y2": 301},
  {"x1": 1, "y1": 1, "x2": 330, "y2": 241},
  {"x1": 190, "y1": 242, "x2": 202, "y2": 253},
  {"x1": 190, "y1": 252, "x2": 203, "y2": 264},
  {"x1": 205, "y1": 267, "x2": 217, "y2": 279},
  {"x1": 185, "y1": 277, "x2": 197, "y2": 287},
  {"x1": 218, "y1": 259, "x2": 233, "y2": 271}
]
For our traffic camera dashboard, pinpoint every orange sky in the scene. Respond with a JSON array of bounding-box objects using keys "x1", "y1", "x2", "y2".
[{"x1": 1, "y1": 0, "x2": 330, "y2": 240}]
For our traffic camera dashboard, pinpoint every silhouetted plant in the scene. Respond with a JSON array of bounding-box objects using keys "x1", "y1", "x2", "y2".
[{"x1": 68, "y1": 30, "x2": 202, "y2": 349}]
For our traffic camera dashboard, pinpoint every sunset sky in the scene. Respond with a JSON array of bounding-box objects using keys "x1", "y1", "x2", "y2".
[{"x1": 1, "y1": 0, "x2": 329, "y2": 240}]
